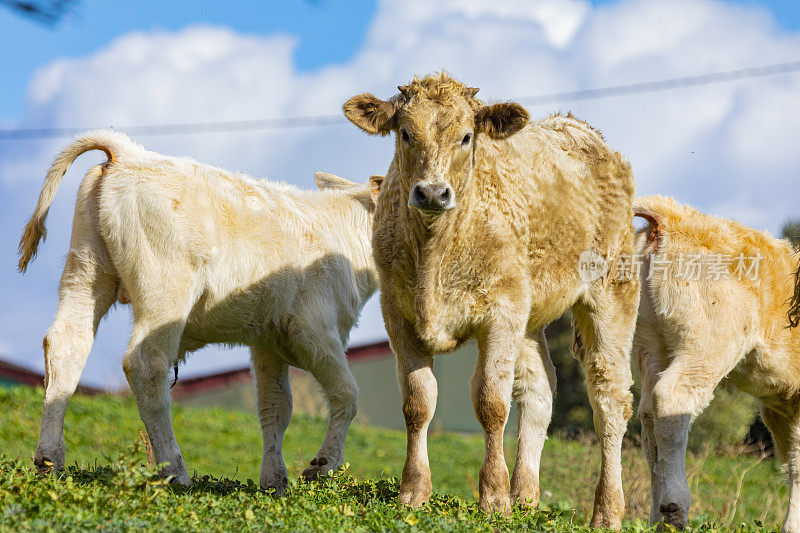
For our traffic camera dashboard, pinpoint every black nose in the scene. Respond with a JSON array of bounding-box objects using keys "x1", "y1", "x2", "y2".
[{"x1": 410, "y1": 183, "x2": 455, "y2": 212}]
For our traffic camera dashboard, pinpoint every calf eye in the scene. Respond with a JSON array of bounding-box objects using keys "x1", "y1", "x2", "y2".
[
  {"x1": 461, "y1": 133, "x2": 472, "y2": 146},
  {"x1": 400, "y1": 129, "x2": 410, "y2": 143}
]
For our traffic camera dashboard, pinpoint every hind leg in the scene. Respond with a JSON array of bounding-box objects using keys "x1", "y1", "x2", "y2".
[
  {"x1": 288, "y1": 328, "x2": 358, "y2": 481},
  {"x1": 35, "y1": 245, "x2": 117, "y2": 473},
  {"x1": 572, "y1": 279, "x2": 638, "y2": 529},
  {"x1": 510, "y1": 330, "x2": 556, "y2": 507},
  {"x1": 635, "y1": 345, "x2": 669, "y2": 524},
  {"x1": 649, "y1": 342, "x2": 743, "y2": 529},
  {"x1": 632, "y1": 287, "x2": 670, "y2": 524},
  {"x1": 122, "y1": 317, "x2": 191, "y2": 484},
  {"x1": 121, "y1": 275, "x2": 198, "y2": 485},
  {"x1": 251, "y1": 346, "x2": 292, "y2": 494}
]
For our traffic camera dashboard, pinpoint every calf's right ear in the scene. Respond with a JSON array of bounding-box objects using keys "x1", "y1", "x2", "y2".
[
  {"x1": 343, "y1": 94, "x2": 396, "y2": 136},
  {"x1": 368, "y1": 174, "x2": 384, "y2": 205}
]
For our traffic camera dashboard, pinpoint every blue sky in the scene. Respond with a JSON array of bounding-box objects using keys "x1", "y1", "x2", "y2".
[
  {"x1": 2, "y1": 0, "x2": 798, "y2": 122},
  {"x1": 0, "y1": 0, "x2": 376, "y2": 120},
  {"x1": 2, "y1": 0, "x2": 800, "y2": 387}
]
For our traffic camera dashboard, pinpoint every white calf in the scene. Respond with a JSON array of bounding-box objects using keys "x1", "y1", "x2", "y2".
[
  {"x1": 633, "y1": 196, "x2": 800, "y2": 531},
  {"x1": 19, "y1": 130, "x2": 382, "y2": 493}
]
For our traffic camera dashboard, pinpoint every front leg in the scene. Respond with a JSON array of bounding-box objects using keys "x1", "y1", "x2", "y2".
[
  {"x1": 398, "y1": 353, "x2": 436, "y2": 507},
  {"x1": 472, "y1": 323, "x2": 524, "y2": 515},
  {"x1": 387, "y1": 306, "x2": 437, "y2": 508}
]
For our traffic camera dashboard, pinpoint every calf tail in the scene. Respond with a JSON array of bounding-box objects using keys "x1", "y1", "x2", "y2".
[
  {"x1": 632, "y1": 204, "x2": 662, "y2": 255},
  {"x1": 790, "y1": 262, "x2": 800, "y2": 327},
  {"x1": 18, "y1": 130, "x2": 136, "y2": 273}
]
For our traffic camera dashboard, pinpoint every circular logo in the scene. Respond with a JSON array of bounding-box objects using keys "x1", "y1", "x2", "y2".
[{"x1": 577, "y1": 250, "x2": 608, "y2": 283}]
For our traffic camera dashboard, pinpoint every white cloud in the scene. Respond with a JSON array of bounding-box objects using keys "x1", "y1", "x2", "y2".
[{"x1": 2, "y1": 0, "x2": 800, "y2": 386}]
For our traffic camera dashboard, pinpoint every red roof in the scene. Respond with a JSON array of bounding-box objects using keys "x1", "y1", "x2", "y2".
[
  {"x1": 0, "y1": 340, "x2": 394, "y2": 398},
  {"x1": 0, "y1": 358, "x2": 102, "y2": 395},
  {"x1": 171, "y1": 340, "x2": 393, "y2": 397},
  {"x1": 345, "y1": 340, "x2": 393, "y2": 362}
]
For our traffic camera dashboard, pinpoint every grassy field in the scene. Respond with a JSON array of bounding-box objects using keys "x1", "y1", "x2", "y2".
[{"x1": 0, "y1": 386, "x2": 786, "y2": 531}]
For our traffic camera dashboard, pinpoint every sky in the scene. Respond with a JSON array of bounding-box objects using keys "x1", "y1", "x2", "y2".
[{"x1": 1, "y1": 0, "x2": 800, "y2": 388}]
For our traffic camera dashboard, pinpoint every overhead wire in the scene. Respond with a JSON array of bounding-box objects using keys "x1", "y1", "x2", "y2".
[{"x1": 1, "y1": 60, "x2": 799, "y2": 140}]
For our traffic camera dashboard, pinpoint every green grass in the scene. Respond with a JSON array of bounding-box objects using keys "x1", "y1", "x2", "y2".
[{"x1": 0, "y1": 386, "x2": 786, "y2": 531}]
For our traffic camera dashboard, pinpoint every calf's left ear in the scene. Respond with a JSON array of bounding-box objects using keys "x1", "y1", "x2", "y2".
[
  {"x1": 343, "y1": 174, "x2": 384, "y2": 212},
  {"x1": 315, "y1": 171, "x2": 359, "y2": 190},
  {"x1": 475, "y1": 103, "x2": 529, "y2": 140}
]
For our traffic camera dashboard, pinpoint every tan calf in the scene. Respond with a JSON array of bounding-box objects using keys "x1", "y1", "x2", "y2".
[
  {"x1": 633, "y1": 195, "x2": 800, "y2": 531},
  {"x1": 18, "y1": 131, "x2": 381, "y2": 494},
  {"x1": 344, "y1": 73, "x2": 638, "y2": 528}
]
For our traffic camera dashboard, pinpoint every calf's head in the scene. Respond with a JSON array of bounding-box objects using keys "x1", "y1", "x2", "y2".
[{"x1": 343, "y1": 73, "x2": 529, "y2": 218}]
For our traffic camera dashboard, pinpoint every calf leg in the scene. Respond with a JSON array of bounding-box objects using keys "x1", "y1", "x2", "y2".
[
  {"x1": 290, "y1": 332, "x2": 358, "y2": 481},
  {"x1": 123, "y1": 319, "x2": 191, "y2": 484},
  {"x1": 632, "y1": 286, "x2": 670, "y2": 524},
  {"x1": 649, "y1": 344, "x2": 742, "y2": 529},
  {"x1": 251, "y1": 347, "x2": 292, "y2": 494},
  {"x1": 760, "y1": 405, "x2": 800, "y2": 533},
  {"x1": 572, "y1": 280, "x2": 638, "y2": 530},
  {"x1": 472, "y1": 323, "x2": 523, "y2": 515},
  {"x1": 35, "y1": 253, "x2": 117, "y2": 473},
  {"x1": 397, "y1": 353, "x2": 436, "y2": 507},
  {"x1": 510, "y1": 331, "x2": 555, "y2": 507},
  {"x1": 386, "y1": 309, "x2": 437, "y2": 508},
  {"x1": 635, "y1": 347, "x2": 669, "y2": 524}
]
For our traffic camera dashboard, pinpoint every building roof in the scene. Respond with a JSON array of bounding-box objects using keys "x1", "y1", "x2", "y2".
[
  {"x1": 172, "y1": 340, "x2": 392, "y2": 397},
  {"x1": 0, "y1": 340, "x2": 393, "y2": 397},
  {"x1": 0, "y1": 358, "x2": 102, "y2": 394}
]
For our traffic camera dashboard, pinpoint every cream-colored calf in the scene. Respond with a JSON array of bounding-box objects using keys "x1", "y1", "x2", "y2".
[
  {"x1": 633, "y1": 196, "x2": 800, "y2": 531},
  {"x1": 18, "y1": 131, "x2": 381, "y2": 493}
]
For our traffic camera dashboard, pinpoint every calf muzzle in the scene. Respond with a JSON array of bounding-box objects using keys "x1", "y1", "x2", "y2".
[{"x1": 408, "y1": 182, "x2": 456, "y2": 213}]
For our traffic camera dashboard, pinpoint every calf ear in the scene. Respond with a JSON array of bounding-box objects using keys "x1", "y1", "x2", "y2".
[
  {"x1": 475, "y1": 103, "x2": 529, "y2": 140},
  {"x1": 368, "y1": 174, "x2": 384, "y2": 205},
  {"x1": 346, "y1": 175, "x2": 384, "y2": 212},
  {"x1": 343, "y1": 93, "x2": 396, "y2": 136},
  {"x1": 315, "y1": 172, "x2": 359, "y2": 190}
]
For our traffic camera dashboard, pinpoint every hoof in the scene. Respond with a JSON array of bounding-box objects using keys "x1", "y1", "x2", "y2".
[
  {"x1": 658, "y1": 502, "x2": 687, "y2": 530},
  {"x1": 33, "y1": 456, "x2": 61, "y2": 475},
  {"x1": 302, "y1": 457, "x2": 334, "y2": 481},
  {"x1": 513, "y1": 494, "x2": 540, "y2": 509},
  {"x1": 398, "y1": 479, "x2": 432, "y2": 507},
  {"x1": 167, "y1": 473, "x2": 193, "y2": 486},
  {"x1": 479, "y1": 495, "x2": 512, "y2": 516},
  {"x1": 590, "y1": 516, "x2": 623, "y2": 530},
  {"x1": 261, "y1": 477, "x2": 289, "y2": 496},
  {"x1": 590, "y1": 508, "x2": 623, "y2": 530},
  {"x1": 511, "y1": 485, "x2": 540, "y2": 509},
  {"x1": 590, "y1": 484, "x2": 625, "y2": 530}
]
